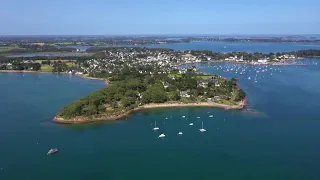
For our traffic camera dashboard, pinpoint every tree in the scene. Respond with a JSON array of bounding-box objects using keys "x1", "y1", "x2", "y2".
[
  {"x1": 208, "y1": 81, "x2": 214, "y2": 88},
  {"x1": 196, "y1": 86, "x2": 205, "y2": 95},
  {"x1": 142, "y1": 91, "x2": 152, "y2": 104},
  {"x1": 125, "y1": 89, "x2": 137, "y2": 97},
  {"x1": 121, "y1": 97, "x2": 136, "y2": 107},
  {"x1": 142, "y1": 83, "x2": 168, "y2": 103},
  {"x1": 231, "y1": 78, "x2": 237, "y2": 86},
  {"x1": 171, "y1": 91, "x2": 181, "y2": 101},
  {"x1": 235, "y1": 89, "x2": 246, "y2": 101},
  {"x1": 167, "y1": 84, "x2": 177, "y2": 92}
]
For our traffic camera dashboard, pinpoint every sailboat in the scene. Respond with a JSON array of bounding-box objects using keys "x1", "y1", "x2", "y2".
[
  {"x1": 153, "y1": 121, "x2": 159, "y2": 131},
  {"x1": 199, "y1": 121, "x2": 206, "y2": 132}
]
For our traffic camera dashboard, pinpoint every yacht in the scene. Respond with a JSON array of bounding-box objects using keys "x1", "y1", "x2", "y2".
[
  {"x1": 199, "y1": 121, "x2": 206, "y2": 132},
  {"x1": 153, "y1": 121, "x2": 159, "y2": 131}
]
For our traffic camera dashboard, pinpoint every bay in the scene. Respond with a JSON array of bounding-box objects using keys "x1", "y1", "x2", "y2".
[
  {"x1": 145, "y1": 41, "x2": 320, "y2": 52},
  {"x1": 68, "y1": 42, "x2": 320, "y2": 52},
  {"x1": 1, "y1": 46, "x2": 320, "y2": 179}
]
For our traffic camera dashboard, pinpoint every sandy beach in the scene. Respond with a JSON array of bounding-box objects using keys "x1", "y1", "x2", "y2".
[
  {"x1": 54, "y1": 100, "x2": 246, "y2": 124},
  {"x1": 77, "y1": 74, "x2": 110, "y2": 85}
]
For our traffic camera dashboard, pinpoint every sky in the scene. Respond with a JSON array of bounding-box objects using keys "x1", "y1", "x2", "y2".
[{"x1": 1, "y1": 0, "x2": 320, "y2": 35}]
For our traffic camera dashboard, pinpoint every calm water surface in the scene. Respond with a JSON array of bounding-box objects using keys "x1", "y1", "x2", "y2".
[
  {"x1": 145, "y1": 41, "x2": 320, "y2": 52},
  {"x1": 1, "y1": 61, "x2": 320, "y2": 178},
  {"x1": 64, "y1": 42, "x2": 320, "y2": 53}
]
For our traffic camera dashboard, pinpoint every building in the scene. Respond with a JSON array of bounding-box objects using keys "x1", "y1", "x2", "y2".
[
  {"x1": 180, "y1": 91, "x2": 190, "y2": 98},
  {"x1": 257, "y1": 59, "x2": 268, "y2": 64},
  {"x1": 104, "y1": 104, "x2": 113, "y2": 111}
]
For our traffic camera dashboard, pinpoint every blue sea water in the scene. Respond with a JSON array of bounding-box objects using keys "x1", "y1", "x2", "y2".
[
  {"x1": 63, "y1": 41, "x2": 320, "y2": 53},
  {"x1": 1, "y1": 49, "x2": 320, "y2": 179},
  {"x1": 145, "y1": 41, "x2": 320, "y2": 53}
]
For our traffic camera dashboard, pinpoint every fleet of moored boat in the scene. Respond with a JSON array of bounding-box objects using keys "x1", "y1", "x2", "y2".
[
  {"x1": 45, "y1": 59, "x2": 320, "y2": 154},
  {"x1": 154, "y1": 115, "x2": 212, "y2": 139}
]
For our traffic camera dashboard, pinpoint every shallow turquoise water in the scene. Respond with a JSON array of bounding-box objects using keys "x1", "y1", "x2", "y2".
[{"x1": 1, "y1": 59, "x2": 320, "y2": 179}]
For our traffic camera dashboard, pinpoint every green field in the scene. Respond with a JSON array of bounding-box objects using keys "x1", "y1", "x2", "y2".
[
  {"x1": 0, "y1": 46, "x2": 25, "y2": 52},
  {"x1": 40, "y1": 65, "x2": 53, "y2": 72},
  {"x1": 37, "y1": 60, "x2": 75, "y2": 72}
]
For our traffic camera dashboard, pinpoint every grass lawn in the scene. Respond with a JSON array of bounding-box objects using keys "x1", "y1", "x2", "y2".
[
  {"x1": 168, "y1": 73, "x2": 182, "y2": 78},
  {"x1": 39, "y1": 60, "x2": 74, "y2": 72},
  {"x1": 65, "y1": 62, "x2": 74, "y2": 67},
  {"x1": 40, "y1": 65, "x2": 53, "y2": 72},
  {"x1": 196, "y1": 75, "x2": 214, "y2": 80}
]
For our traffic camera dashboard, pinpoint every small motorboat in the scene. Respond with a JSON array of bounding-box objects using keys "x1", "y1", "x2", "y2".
[
  {"x1": 189, "y1": 123, "x2": 194, "y2": 126},
  {"x1": 209, "y1": 115, "x2": 213, "y2": 118},
  {"x1": 158, "y1": 133, "x2": 165, "y2": 138},
  {"x1": 178, "y1": 132, "x2": 183, "y2": 135},
  {"x1": 47, "y1": 148, "x2": 58, "y2": 155}
]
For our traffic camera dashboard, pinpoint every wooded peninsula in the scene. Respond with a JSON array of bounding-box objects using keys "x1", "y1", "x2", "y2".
[{"x1": 55, "y1": 68, "x2": 246, "y2": 123}]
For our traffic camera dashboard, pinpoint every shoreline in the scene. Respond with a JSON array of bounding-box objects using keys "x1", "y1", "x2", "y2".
[
  {"x1": 53, "y1": 100, "x2": 246, "y2": 124},
  {"x1": 77, "y1": 74, "x2": 110, "y2": 85},
  {"x1": 0, "y1": 70, "x2": 59, "y2": 73},
  {"x1": 178, "y1": 58, "x2": 307, "y2": 67},
  {"x1": 0, "y1": 70, "x2": 109, "y2": 85}
]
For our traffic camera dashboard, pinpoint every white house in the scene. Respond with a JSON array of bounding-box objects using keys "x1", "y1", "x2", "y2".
[{"x1": 257, "y1": 59, "x2": 268, "y2": 64}]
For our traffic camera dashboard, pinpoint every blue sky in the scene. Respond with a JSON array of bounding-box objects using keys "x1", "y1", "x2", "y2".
[{"x1": 1, "y1": 0, "x2": 319, "y2": 35}]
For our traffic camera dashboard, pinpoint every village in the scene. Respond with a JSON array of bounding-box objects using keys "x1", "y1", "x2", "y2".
[{"x1": 0, "y1": 48, "x2": 313, "y2": 73}]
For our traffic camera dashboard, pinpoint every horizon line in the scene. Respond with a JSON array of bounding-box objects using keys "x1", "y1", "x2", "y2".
[{"x1": 1, "y1": 34, "x2": 320, "y2": 37}]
